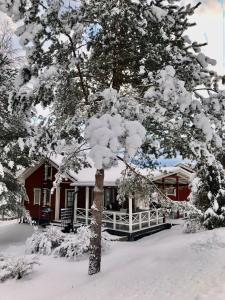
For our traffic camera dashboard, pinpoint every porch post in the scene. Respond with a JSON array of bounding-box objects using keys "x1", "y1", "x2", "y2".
[
  {"x1": 55, "y1": 187, "x2": 60, "y2": 220},
  {"x1": 85, "y1": 187, "x2": 89, "y2": 225},
  {"x1": 74, "y1": 187, "x2": 78, "y2": 223},
  {"x1": 176, "y1": 176, "x2": 179, "y2": 201},
  {"x1": 129, "y1": 197, "x2": 133, "y2": 233},
  {"x1": 156, "y1": 209, "x2": 159, "y2": 225}
]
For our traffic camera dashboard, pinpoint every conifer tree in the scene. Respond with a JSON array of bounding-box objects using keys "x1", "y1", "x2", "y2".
[
  {"x1": 0, "y1": 20, "x2": 30, "y2": 218},
  {"x1": 1, "y1": 0, "x2": 225, "y2": 274},
  {"x1": 189, "y1": 156, "x2": 225, "y2": 230}
]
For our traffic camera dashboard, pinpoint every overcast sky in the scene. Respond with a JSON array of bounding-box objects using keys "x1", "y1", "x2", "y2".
[{"x1": 182, "y1": 0, "x2": 225, "y2": 74}]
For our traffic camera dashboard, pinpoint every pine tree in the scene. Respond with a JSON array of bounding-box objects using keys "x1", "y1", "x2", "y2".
[
  {"x1": 189, "y1": 157, "x2": 225, "y2": 230},
  {"x1": 0, "y1": 20, "x2": 30, "y2": 218},
  {"x1": 2, "y1": 0, "x2": 225, "y2": 273}
]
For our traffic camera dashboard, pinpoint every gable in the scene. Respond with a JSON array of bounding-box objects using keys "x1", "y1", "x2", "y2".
[{"x1": 18, "y1": 158, "x2": 77, "y2": 184}]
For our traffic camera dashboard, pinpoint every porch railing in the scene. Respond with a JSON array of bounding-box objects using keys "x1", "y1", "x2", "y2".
[{"x1": 75, "y1": 208, "x2": 165, "y2": 233}]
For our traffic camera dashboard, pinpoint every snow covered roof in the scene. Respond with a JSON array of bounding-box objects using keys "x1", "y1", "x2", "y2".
[{"x1": 19, "y1": 154, "x2": 194, "y2": 186}]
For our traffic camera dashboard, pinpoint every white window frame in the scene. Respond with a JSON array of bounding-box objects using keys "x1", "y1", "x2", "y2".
[
  {"x1": 33, "y1": 188, "x2": 41, "y2": 205},
  {"x1": 43, "y1": 188, "x2": 51, "y2": 206},
  {"x1": 65, "y1": 189, "x2": 75, "y2": 208},
  {"x1": 166, "y1": 187, "x2": 176, "y2": 196},
  {"x1": 44, "y1": 164, "x2": 52, "y2": 181}
]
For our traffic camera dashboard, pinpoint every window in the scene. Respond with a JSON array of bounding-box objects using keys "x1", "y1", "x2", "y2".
[
  {"x1": 104, "y1": 188, "x2": 118, "y2": 210},
  {"x1": 166, "y1": 187, "x2": 176, "y2": 196},
  {"x1": 66, "y1": 190, "x2": 74, "y2": 208},
  {"x1": 104, "y1": 189, "x2": 111, "y2": 208},
  {"x1": 34, "y1": 188, "x2": 41, "y2": 205},
  {"x1": 43, "y1": 189, "x2": 51, "y2": 206},
  {"x1": 44, "y1": 164, "x2": 52, "y2": 180}
]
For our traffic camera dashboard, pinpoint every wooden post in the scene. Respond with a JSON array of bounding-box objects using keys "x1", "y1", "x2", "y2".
[
  {"x1": 176, "y1": 176, "x2": 179, "y2": 218},
  {"x1": 156, "y1": 209, "x2": 159, "y2": 225},
  {"x1": 148, "y1": 210, "x2": 151, "y2": 227},
  {"x1": 85, "y1": 187, "x2": 89, "y2": 225},
  {"x1": 139, "y1": 212, "x2": 142, "y2": 230},
  {"x1": 176, "y1": 176, "x2": 179, "y2": 201},
  {"x1": 113, "y1": 212, "x2": 116, "y2": 230},
  {"x1": 55, "y1": 187, "x2": 60, "y2": 220},
  {"x1": 129, "y1": 197, "x2": 133, "y2": 233},
  {"x1": 74, "y1": 187, "x2": 78, "y2": 223}
]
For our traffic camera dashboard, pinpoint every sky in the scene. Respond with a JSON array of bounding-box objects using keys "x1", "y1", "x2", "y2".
[{"x1": 182, "y1": 0, "x2": 225, "y2": 74}]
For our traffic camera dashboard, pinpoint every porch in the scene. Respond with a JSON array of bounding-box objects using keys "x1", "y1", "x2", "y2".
[{"x1": 74, "y1": 208, "x2": 165, "y2": 234}]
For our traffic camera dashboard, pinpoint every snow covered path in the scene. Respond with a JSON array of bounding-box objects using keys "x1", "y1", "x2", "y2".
[{"x1": 2, "y1": 222, "x2": 225, "y2": 300}]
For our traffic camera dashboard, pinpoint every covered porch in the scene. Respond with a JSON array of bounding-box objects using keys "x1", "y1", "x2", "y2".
[{"x1": 71, "y1": 186, "x2": 167, "y2": 237}]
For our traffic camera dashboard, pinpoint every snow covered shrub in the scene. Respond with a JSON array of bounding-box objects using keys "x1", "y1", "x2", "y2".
[
  {"x1": 189, "y1": 159, "x2": 225, "y2": 230},
  {"x1": 183, "y1": 218, "x2": 201, "y2": 234},
  {"x1": 26, "y1": 226, "x2": 65, "y2": 255},
  {"x1": 54, "y1": 226, "x2": 91, "y2": 259},
  {"x1": 0, "y1": 255, "x2": 39, "y2": 282},
  {"x1": 54, "y1": 226, "x2": 111, "y2": 260}
]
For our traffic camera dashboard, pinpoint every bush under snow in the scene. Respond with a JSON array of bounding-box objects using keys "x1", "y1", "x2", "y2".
[
  {"x1": 53, "y1": 226, "x2": 92, "y2": 259},
  {"x1": 54, "y1": 226, "x2": 111, "y2": 260},
  {"x1": 183, "y1": 218, "x2": 202, "y2": 234},
  {"x1": 26, "y1": 226, "x2": 65, "y2": 255},
  {"x1": 0, "y1": 255, "x2": 39, "y2": 282},
  {"x1": 26, "y1": 226, "x2": 111, "y2": 259}
]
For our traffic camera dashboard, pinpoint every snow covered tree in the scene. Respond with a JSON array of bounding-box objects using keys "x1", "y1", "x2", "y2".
[
  {"x1": 0, "y1": 19, "x2": 31, "y2": 218},
  {"x1": 189, "y1": 156, "x2": 225, "y2": 230},
  {"x1": 2, "y1": 0, "x2": 225, "y2": 273}
]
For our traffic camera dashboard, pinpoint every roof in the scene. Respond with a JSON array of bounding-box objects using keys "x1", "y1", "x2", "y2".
[{"x1": 19, "y1": 154, "x2": 194, "y2": 186}]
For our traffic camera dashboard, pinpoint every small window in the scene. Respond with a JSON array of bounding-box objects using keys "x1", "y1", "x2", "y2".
[
  {"x1": 44, "y1": 164, "x2": 52, "y2": 180},
  {"x1": 166, "y1": 187, "x2": 176, "y2": 196},
  {"x1": 66, "y1": 190, "x2": 74, "y2": 208},
  {"x1": 43, "y1": 189, "x2": 51, "y2": 206},
  {"x1": 34, "y1": 188, "x2": 41, "y2": 205}
]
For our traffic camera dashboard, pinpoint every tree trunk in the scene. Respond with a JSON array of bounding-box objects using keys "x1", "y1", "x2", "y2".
[{"x1": 88, "y1": 168, "x2": 104, "y2": 275}]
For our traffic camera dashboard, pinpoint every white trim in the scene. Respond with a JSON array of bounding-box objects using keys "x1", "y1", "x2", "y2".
[
  {"x1": 55, "y1": 187, "x2": 61, "y2": 220},
  {"x1": 166, "y1": 187, "x2": 176, "y2": 196},
  {"x1": 129, "y1": 197, "x2": 133, "y2": 233},
  {"x1": 74, "y1": 187, "x2": 78, "y2": 223},
  {"x1": 33, "y1": 188, "x2": 41, "y2": 205},
  {"x1": 85, "y1": 187, "x2": 89, "y2": 225},
  {"x1": 71, "y1": 181, "x2": 117, "y2": 187}
]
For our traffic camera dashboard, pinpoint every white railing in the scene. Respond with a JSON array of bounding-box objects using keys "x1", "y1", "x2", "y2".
[{"x1": 75, "y1": 208, "x2": 165, "y2": 233}]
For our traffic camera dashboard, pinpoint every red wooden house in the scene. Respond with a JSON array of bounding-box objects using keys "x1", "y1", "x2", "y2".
[{"x1": 19, "y1": 156, "x2": 194, "y2": 238}]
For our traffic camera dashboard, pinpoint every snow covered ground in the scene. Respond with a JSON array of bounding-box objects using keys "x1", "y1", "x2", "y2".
[{"x1": 1, "y1": 221, "x2": 225, "y2": 300}]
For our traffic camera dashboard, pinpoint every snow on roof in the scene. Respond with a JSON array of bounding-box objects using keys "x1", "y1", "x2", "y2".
[
  {"x1": 19, "y1": 154, "x2": 194, "y2": 186},
  {"x1": 49, "y1": 154, "x2": 126, "y2": 186}
]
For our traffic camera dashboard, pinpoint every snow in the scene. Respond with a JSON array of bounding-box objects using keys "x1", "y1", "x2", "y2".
[
  {"x1": 85, "y1": 113, "x2": 146, "y2": 169},
  {"x1": 0, "y1": 221, "x2": 34, "y2": 255},
  {"x1": 2, "y1": 222, "x2": 225, "y2": 299},
  {"x1": 150, "y1": 5, "x2": 167, "y2": 21}
]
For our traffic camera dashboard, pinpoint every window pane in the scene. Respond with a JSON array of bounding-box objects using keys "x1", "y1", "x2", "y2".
[
  {"x1": 67, "y1": 191, "x2": 74, "y2": 207},
  {"x1": 34, "y1": 189, "x2": 41, "y2": 205}
]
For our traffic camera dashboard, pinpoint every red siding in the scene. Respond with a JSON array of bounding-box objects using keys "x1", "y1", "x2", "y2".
[{"x1": 24, "y1": 163, "x2": 73, "y2": 222}]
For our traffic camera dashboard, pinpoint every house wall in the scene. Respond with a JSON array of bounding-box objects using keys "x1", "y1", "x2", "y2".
[{"x1": 24, "y1": 163, "x2": 73, "y2": 222}]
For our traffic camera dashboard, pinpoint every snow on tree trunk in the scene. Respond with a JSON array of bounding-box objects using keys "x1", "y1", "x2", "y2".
[{"x1": 88, "y1": 169, "x2": 104, "y2": 275}]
